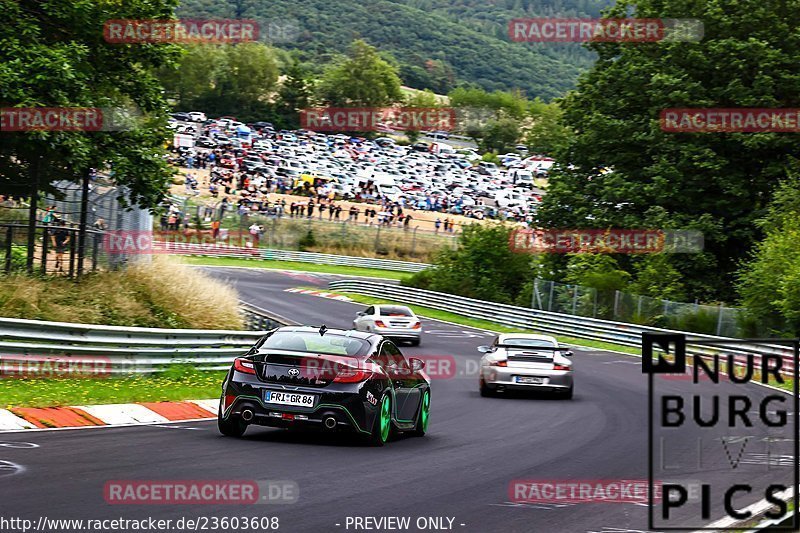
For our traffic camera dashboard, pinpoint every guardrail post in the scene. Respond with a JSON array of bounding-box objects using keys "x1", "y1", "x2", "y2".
[
  {"x1": 572, "y1": 285, "x2": 578, "y2": 315},
  {"x1": 716, "y1": 304, "x2": 724, "y2": 336},
  {"x1": 548, "y1": 282, "x2": 554, "y2": 312},
  {"x1": 40, "y1": 226, "x2": 49, "y2": 274},
  {"x1": 4, "y1": 226, "x2": 12, "y2": 273},
  {"x1": 613, "y1": 290, "x2": 620, "y2": 319}
]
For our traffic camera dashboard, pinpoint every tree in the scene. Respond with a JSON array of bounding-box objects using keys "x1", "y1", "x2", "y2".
[
  {"x1": 405, "y1": 89, "x2": 438, "y2": 142},
  {"x1": 737, "y1": 178, "x2": 800, "y2": 336},
  {"x1": 274, "y1": 60, "x2": 315, "y2": 129},
  {"x1": 317, "y1": 40, "x2": 403, "y2": 107},
  {"x1": 159, "y1": 42, "x2": 279, "y2": 120},
  {"x1": 536, "y1": 0, "x2": 800, "y2": 302},
  {"x1": 0, "y1": 0, "x2": 180, "y2": 207},
  {"x1": 524, "y1": 99, "x2": 573, "y2": 156},
  {"x1": 404, "y1": 224, "x2": 532, "y2": 304},
  {"x1": 213, "y1": 43, "x2": 279, "y2": 117},
  {"x1": 480, "y1": 118, "x2": 520, "y2": 153},
  {"x1": 159, "y1": 45, "x2": 225, "y2": 107}
]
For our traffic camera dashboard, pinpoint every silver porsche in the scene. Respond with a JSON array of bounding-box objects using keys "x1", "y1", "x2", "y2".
[{"x1": 478, "y1": 334, "x2": 574, "y2": 399}]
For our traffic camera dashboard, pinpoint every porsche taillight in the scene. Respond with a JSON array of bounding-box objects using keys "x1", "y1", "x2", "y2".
[
  {"x1": 491, "y1": 360, "x2": 508, "y2": 367},
  {"x1": 553, "y1": 363, "x2": 571, "y2": 371}
]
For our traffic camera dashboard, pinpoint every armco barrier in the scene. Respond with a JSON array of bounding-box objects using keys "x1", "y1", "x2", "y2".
[
  {"x1": 153, "y1": 241, "x2": 431, "y2": 273},
  {"x1": 0, "y1": 303, "x2": 290, "y2": 374},
  {"x1": 327, "y1": 280, "x2": 798, "y2": 374}
]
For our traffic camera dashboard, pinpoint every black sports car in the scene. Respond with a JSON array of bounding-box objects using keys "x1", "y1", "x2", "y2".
[{"x1": 218, "y1": 326, "x2": 431, "y2": 446}]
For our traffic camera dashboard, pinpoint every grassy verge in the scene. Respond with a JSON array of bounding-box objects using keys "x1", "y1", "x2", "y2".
[
  {"x1": 1, "y1": 367, "x2": 227, "y2": 408},
  {"x1": 335, "y1": 290, "x2": 641, "y2": 355},
  {"x1": 180, "y1": 255, "x2": 413, "y2": 281},
  {"x1": 0, "y1": 257, "x2": 242, "y2": 329}
]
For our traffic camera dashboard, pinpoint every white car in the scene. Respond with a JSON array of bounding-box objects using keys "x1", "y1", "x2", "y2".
[
  {"x1": 478, "y1": 334, "x2": 574, "y2": 398},
  {"x1": 188, "y1": 111, "x2": 207, "y2": 122},
  {"x1": 353, "y1": 305, "x2": 422, "y2": 346}
]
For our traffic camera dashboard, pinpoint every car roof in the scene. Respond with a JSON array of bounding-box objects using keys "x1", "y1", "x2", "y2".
[
  {"x1": 375, "y1": 304, "x2": 414, "y2": 312},
  {"x1": 496, "y1": 333, "x2": 558, "y2": 345}
]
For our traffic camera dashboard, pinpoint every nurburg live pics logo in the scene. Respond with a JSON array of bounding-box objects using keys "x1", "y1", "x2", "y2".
[{"x1": 643, "y1": 333, "x2": 799, "y2": 530}]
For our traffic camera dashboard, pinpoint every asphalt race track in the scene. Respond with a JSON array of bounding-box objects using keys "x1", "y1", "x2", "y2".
[{"x1": 0, "y1": 266, "x2": 794, "y2": 533}]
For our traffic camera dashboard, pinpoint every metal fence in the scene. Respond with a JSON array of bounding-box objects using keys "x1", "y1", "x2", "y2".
[
  {"x1": 532, "y1": 278, "x2": 743, "y2": 337},
  {"x1": 327, "y1": 280, "x2": 797, "y2": 374},
  {"x1": 47, "y1": 179, "x2": 152, "y2": 270},
  {"x1": 0, "y1": 303, "x2": 290, "y2": 374},
  {"x1": 156, "y1": 241, "x2": 431, "y2": 272}
]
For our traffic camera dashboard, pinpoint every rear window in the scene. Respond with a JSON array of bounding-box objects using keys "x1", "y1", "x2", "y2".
[
  {"x1": 500, "y1": 338, "x2": 557, "y2": 349},
  {"x1": 379, "y1": 306, "x2": 414, "y2": 317},
  {"x1": 258, "y1": 331, "x2": 369, "y2": 356}
]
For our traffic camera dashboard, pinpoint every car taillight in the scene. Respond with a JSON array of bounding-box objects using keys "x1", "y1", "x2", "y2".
[
  {"x1": 412, "y1": 322, "x2": 422, "y2": 329},
  {"x1": 553, "y1": 364, "x2": 571, "y2": 371},
  {"x1": 233, "y1": 358, "x2": 256, "y2": 374},
  {"x1": 333, "y1": 365, "x2": 373, "y2": 383},
  {"x1": 374, "y1": 320, "x2": 387, "y2": 328},
  {"x1": 491, "y1": 360, "x2": 508, "y2": 367}
]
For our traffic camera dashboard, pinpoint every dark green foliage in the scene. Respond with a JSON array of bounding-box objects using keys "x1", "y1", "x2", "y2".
[
  {"x1": 404, "y1": 224, "x2": 532, "y2": 304},
  {"x1": 298, "y1": 229, "x2": 317, "y2": 251},
  {"x1": 177, "y1": 0, "x2": 606, "y2": 97},
  {"x1": 537, "y1": 0, "x2": 800, "y2": 303},
  {"x1": 737, "y1": 178, "x2": 800, "y2": 336}
]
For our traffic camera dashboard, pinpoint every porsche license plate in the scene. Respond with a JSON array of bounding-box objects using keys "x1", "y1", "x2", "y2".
[{"x1": 515, "y1": 376, "x2": 545, "y2": 385}]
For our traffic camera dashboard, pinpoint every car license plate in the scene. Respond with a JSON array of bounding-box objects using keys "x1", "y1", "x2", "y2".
[
  {"x1": 264, "y1": 391, "x2": 315, "y2": 407},
  {"x1": 515, "y1": 376, "x2": 545, "y2": 384}
]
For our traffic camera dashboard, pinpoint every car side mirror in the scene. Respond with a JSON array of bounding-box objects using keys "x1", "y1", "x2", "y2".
[
  {"x1": 563, "y1": 350, "x2": 574, "y2": 357},
  {"x1": 409, "y1": 357, "x2": 425, "y2": 372},
  {"x1": 477, "y1": 345, "x2": 492, "y2": 353}
]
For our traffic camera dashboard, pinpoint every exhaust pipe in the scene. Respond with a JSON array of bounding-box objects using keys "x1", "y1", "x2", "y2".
[
  {"x1": 241, "y1": 409, "x2": 254, "y2": 422},
  {"x1": 323, "y1": 416, "x2": 338, "y2": 430}
]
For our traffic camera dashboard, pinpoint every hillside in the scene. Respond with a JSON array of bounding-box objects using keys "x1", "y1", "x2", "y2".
[{"x1": 177, "y1": 0, "x2": 613, "y2": 98}]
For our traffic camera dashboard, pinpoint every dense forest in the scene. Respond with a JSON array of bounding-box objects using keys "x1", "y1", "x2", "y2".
[{"x1": 177, "y1": 0, "x2": 613, "y2": 97}]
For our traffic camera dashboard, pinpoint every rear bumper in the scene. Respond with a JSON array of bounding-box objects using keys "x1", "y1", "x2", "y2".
[
  {"x1": 373, "y1": 327, "x2": 421, "y2": 340},
  {"x1": 481, "y1": 366, "x2": 573, "y2": 391},
  {"x1": 221, "y1": 375, "x2": 376, "y2": 435},
  {"x1": 225, "y1": 396, "x2": 363, "y2": 432}
]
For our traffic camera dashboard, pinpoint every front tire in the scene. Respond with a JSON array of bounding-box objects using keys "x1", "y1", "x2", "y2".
[
  {"x1": 366, "y1": 392, "x2": 392, "y2": 447},
  {"x1": 217, "y1": 400, "x2": 247, "y2": 437}
]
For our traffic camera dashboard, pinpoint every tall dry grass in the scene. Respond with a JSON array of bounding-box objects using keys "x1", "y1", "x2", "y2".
[{"x1": 0, "y1": 257, "x2": 243, "y2": 329}]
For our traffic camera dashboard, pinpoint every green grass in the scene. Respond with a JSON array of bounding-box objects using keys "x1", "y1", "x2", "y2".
[
  {"x1": 335, "y1": 290, "x2": 642, "y2": 355},
  {"x1": 1, "y1": 367, "x2": 227, "y2": 408},
  {"x1": 180, "y1": 255, "x2": 413, "y2": 281}
]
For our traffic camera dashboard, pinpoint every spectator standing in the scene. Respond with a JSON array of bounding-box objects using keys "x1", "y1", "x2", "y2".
[{"x1": 434, "y1": 218, "x2": 442, "y2": 233}]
